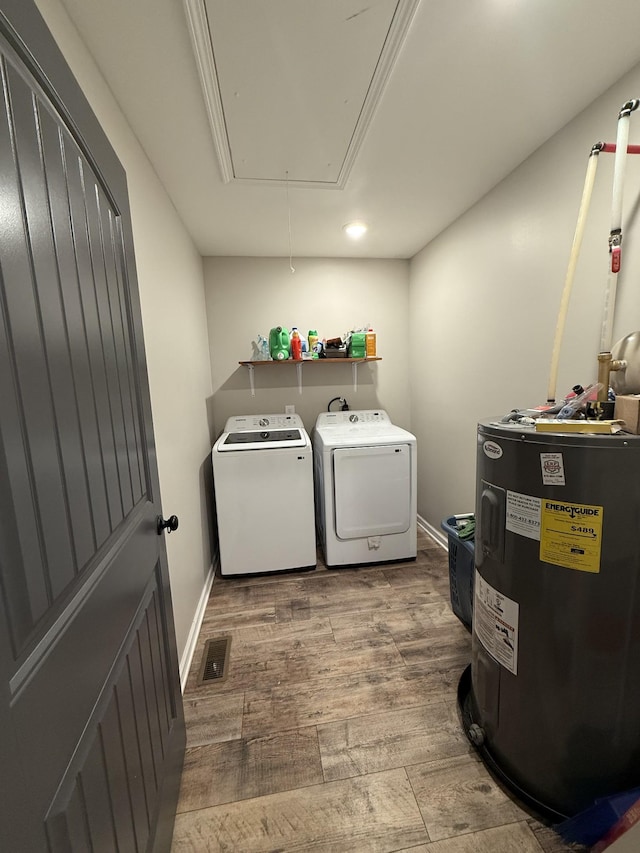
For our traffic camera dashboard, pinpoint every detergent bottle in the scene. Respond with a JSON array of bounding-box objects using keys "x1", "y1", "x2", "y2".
[
  {"x1": 366, "y1": 328, "x2": 377, "y2": 357},
  {"x1": 269, "y1": 326, "x2": 290, "y2": 360},
  {"x1": 291, "y1": 327, "x2": 302, "y2": 360}
]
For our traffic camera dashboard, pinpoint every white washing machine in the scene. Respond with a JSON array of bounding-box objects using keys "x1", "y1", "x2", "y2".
[
  {"x1": 313, "y1": 410, "x2": 417, "y2": 568},
  {"x1": 212, "y1": 413, "x2": 316, "y2": 576}
]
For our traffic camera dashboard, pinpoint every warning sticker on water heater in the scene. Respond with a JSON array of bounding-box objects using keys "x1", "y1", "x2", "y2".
[
  {"x1": 506, "y1": 491, "x2": 541, "y2": 540},
  {"x1": 539, "y1": 499, "x2": 603, "y2": 573},
  {"x1": 474, "y1": 571, "x2": 519, "y2": 675}
]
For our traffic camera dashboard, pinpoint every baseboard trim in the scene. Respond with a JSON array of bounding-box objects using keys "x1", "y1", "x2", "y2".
[
  {"x1": 179, "y1": 555, "x2": 217, "y2": 693},
  {"x1": 417, "y1": 514, "x2": 447, "y2": 551}
]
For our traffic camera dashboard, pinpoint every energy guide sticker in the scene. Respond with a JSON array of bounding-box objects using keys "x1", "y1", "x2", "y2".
[
  {"x1": 540, "y1": 499, "x2": 603, "y2": 573},
  {"x1": 474, "y1": 571, "x2": 519, "y2": 675}
]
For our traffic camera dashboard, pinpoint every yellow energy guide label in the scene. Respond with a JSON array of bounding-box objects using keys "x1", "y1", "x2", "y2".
[{"x1": 539, "y1": 499, "x2": 603, "y2": 573}]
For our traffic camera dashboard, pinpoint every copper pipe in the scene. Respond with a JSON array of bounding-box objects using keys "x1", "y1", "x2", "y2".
[{"x1": 597, "y1": 352, "x2": 626, "y2": 401}]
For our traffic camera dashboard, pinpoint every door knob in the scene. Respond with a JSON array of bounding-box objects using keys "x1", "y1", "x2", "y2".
[{"x1": 157, "y1": 514, "x2": 179, "y2": 535}]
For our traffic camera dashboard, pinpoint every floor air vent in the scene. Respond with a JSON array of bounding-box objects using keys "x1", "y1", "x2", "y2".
[{"x1": 197, "y1": 637, "x2": 231, "y2": 686}]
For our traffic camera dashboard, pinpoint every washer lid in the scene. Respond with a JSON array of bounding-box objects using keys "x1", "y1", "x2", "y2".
[{"x1": 216, "y1": 428, "x2": 307, "y2": 451}]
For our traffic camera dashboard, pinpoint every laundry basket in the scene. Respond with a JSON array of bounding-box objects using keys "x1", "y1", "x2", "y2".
[{"x1": 440, "y1": 515, "x2": 475, "y2": 630}]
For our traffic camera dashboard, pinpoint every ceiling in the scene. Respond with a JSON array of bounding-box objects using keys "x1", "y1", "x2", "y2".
[{"x1": 57, "y1": 0, "x2": 640, "y2": 259}]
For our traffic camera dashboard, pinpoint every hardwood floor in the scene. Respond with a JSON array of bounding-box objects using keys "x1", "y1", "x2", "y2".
[{"x1": 172, "y1": 528, "x2": 582, "y2": 852}]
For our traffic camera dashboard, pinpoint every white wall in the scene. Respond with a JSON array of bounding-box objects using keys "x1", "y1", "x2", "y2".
[
  {"x1": 409, "y1": 62, "x2": 640, "y2": 534},
  {"x1": 204, "y1": 257, "x2": 410, "y2": 436},
  {"x1": 36, "y1": 0, "x2": 215, "y2": 664}
]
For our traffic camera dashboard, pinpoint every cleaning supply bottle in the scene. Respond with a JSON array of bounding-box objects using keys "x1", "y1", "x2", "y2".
[
  {"x1": 269, "y1": 326, "x2": 290, "y2": 360},
  {"x1": 257, "y1": 333, "x2": 270, "y2": 360},
  {"x1": 349, "y1": 331, "x2": 366, "y2": 358},
  {"x1": 366, "y1": 328, "x2": 377, "y2": 357},
  {"x1": 291, "y1": 328, "x2": 302, "y2": 360},
  {"x1": 308, "y1": 329, "x2": 318, "y2": 357}
]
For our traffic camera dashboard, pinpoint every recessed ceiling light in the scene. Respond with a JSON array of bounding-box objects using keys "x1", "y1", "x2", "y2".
[{"x1": 343, "y1": 221, "x2": 368, "y2": 239}]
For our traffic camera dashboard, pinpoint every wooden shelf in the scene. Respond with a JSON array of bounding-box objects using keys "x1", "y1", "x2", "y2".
[
  {"x1": 238, "y1": 357, "x2": 381, "y2": 396},
  {"x1": 238, "y1": 357, "x2": 381, "y2": 365}
]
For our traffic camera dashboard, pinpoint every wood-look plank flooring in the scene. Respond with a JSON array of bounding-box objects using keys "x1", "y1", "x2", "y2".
[{"x1": 172, "y1": 528, "x2": 583, "y2": 852}]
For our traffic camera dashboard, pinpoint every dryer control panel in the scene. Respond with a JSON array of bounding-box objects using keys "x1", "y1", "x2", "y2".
[{"x1": 315, "y1": 410, "x2": 390, "y2": 427}]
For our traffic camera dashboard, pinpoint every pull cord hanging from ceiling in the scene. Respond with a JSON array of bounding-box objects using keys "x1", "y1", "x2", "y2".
[{"x1": 286, "y1": 170, "x2": 295, "y2": 273}]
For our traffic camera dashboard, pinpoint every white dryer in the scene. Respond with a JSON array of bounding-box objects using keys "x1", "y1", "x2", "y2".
[
  {"x1": 313, "y1": 410, "x2": 417, "y2": 568},
  {"x1": 212, "y1": 414, "x2": 316, "y2": 576}
]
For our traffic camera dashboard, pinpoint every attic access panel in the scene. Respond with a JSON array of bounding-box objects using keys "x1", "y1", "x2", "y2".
[{"x1": 185, "y1": 0, "x2": 419, "y2": 186}]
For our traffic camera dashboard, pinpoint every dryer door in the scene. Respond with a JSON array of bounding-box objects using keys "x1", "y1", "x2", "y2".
[{"x1": 333, "y1": 444, "x2": 411, "y2": 539}]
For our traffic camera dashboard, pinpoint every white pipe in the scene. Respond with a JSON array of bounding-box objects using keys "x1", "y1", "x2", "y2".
[
  {"x1": 600, "y1": 269, "x2": 620, "y2": 354},
  {"x1": 601, "y1": 106, "x2": 636, "y2": 352},
  {"x1": 611, "y1": 114, "x2": 631, "y2": 233},
  {"x1": 547, "y1": 150, "x2": 599, "y2": 402}
]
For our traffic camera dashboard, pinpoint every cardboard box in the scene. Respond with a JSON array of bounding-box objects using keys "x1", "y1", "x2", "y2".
[{"x1": 614, "y1": 395, "x2": 640, "y2": 434}]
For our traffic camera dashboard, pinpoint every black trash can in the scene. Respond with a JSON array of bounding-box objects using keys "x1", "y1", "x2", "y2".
[{"x1": 440, "y1": 515, "x2": 475, "y2": 630}]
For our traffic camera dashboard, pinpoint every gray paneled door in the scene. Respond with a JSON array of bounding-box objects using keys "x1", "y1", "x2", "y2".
[{"x1": 0, "y1": 1, "x2": 185, "y2": 850}]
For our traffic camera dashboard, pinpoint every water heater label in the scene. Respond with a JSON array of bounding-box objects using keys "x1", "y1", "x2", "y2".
[
  {"x1": 540, "y1": 452, "x2": 566, "y2": 485},
  {"x1": 506, "y1": 491, "x2": 541, "y2": 540},
  {"x1": 474, "y1": 571, "x2": 519, "y2": 675},
  {"x1": 540, "y1": 499, "x2": 603, "y2": 573}
]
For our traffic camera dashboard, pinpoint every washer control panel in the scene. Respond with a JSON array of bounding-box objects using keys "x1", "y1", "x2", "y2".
[
  {"x1": 224, "y1": 413, "x2": 304, "y2": 431},
  {"x1": 222, "y1": 429, "x2": 301, "y2": 446}
]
